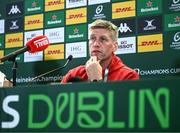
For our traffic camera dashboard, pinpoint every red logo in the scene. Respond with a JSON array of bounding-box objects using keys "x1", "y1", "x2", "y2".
[
  {"x1": 140, "y1": 40, "x2": 161, "y2": 46},
  {"x1": 27, "y1": 20, "x2": 40, "y2": 25},
  {"x1": 47, "y1": 50, "x2": 62, "y2": 55},
  {"x1": 47, "y1": 0, "x2": 63, "y2": 6},
  {"x1": 68, "y1": 14, "x2": 84, "y2": 19},
  {"x1": 115, "y1": 7, "x2": 133, "y2": 13},
  {"x1": 146, "y1": 1, "x2": 153, "y2": 7},
  {"x1": 8, "y1": 38, "x2": 20, "y2": 43}
]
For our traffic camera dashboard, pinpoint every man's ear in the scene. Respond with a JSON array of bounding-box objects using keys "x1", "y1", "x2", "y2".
[{"x1": 113, "y1": 41, "x2": 118, "y2": 52}]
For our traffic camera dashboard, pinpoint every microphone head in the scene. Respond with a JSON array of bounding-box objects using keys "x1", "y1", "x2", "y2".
[
  {"x1": 26, "y1": 35, "x2": 49, "y2": 53},
  {"x1": 67, "y1": 55, "x2": 73, "y2": 61}
]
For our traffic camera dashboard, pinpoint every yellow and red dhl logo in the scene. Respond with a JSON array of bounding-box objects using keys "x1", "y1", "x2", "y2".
[
  {"x1": 5, "y1": 33, "x2": 23, "y2": 48},
  {"x1": 45, "y1": 0, "x2": 64, "y2": 11},
  {"x1": 25, "y1": 14, "x2": 43, "y2": 30},
  {"x1": 138, "y1": 34, "x2": 163, "y2": 53},
  {"x1": 44, "y1": 44, "x2": 64, "y2": 60},
  {"x1": 112, "y1": 1, "x2": 135, "y2": 19},
  {"x1": 66, "y1": 7, "x2": 87, "y2": 25},
  {"x1": 0, "y1": 50, "x2": 4, "y2": 64}
]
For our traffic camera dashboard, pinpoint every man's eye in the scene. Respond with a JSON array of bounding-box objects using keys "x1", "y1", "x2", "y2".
[
  {"x1": 89, "y1": 37, "x2": 95, "y2": 41},
  {"x1": 100, "y1": 38, "x2": 107, "y2": 43}
]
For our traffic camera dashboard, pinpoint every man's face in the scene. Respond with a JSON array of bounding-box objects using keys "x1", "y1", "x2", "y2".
[{"x1": 89, "y1": 28, "x2": 117, "y2": 61}]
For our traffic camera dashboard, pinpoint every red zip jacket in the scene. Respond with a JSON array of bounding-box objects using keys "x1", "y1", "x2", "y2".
[{"x1": 61, "y1": 55, "x2": 139, "y2": 83}]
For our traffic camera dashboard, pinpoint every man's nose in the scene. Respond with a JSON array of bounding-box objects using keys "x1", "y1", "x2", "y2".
[{"x1": 92, "y1": 40, "x2": 101, "y2": 47}]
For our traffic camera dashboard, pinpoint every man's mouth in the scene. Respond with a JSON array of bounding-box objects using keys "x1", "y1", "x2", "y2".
[{"x1": 91, "y1": 50, "x2": 101, "y2": 54}]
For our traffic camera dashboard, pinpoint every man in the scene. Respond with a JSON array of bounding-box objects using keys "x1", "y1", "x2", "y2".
[{"x1": 61, "y1": 19, "x2": 139, "y2": 83}]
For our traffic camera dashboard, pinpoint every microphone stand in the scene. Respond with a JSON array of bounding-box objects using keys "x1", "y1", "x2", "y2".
[
  {"x1": 9, "y1": 55, "x2": 18, "y2": 87},
  {"x1": 30, "y1": 58, "x2": 71, "y2": 82}
]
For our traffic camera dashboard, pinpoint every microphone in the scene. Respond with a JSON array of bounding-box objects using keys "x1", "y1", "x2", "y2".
[
  {"x1": 0, "y1": 35, "x2": 49, "y2": 63},
  {"x1": 30, "y1": 55, "x2": 73, "y2": 82}
]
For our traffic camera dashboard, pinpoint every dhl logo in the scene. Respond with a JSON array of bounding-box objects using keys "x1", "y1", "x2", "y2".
[
  {"x1": 112, "y1": 1, "x2": 135, "y2": 19},
  {"x1": 47, "y1": 0, "x2": 63, "y2": 6},
  {"x1": 7, "y1": 38, "x2": 20, "y2": 43},
  {"x1": 68, "y1": 14, "x2": 84, "y2": 19},
  {"x1": 47, "y1": 50, "x2": 62, "y2": 55},
  {"x1": 45, "y1": 0, "x2": 64, "y2": 11},
  {"x1": 5, "y1": 33, "x2": 23, "y2": 48},
  {"x1": 27, "y1": 20, "x2": 41, "y2": 25},
  {"x1": 25, "y1": 14, "x2": 43, "y2": 30},
  {"x1": 44, "y1": 44, "x2": 64, "y2": 60},
  {"x1": 66, "y1": 7, "x2": 86, "y2": 25},
  {"x1": 140, "y1": 41, "x2": 162, "y2": 46},
  {"x1": 115, "y1": 7, "x2": 134, "y2": 13},
  {"x1": 138, "y1": 34, "x2": 163, "y2": 53}
]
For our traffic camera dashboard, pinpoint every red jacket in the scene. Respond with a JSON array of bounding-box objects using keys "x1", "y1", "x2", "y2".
[{"x1": 61, "y1": 55, "x2": 139, "y2": 83}]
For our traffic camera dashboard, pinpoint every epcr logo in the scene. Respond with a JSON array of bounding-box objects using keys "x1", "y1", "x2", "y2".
[
  {"x1": 174, "y1": 32, "x2": 180, "y2": 42},
  {"x1": 96, "y1": 5, "x2": 103, "y2": 15},
  {"x1": 173, "y1": 0, "x2": 180, "y2": 4}
]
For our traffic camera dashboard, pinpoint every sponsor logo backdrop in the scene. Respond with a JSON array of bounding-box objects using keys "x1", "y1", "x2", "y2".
[{"x1": 0, "y1": 0, "x2": 179, "y2": 84}]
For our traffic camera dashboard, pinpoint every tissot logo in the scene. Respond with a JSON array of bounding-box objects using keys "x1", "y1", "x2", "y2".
[
  {"x1": 112, "y1": 19, "x2": 135, "y2": 36},
  {"x1": 0, "y1": 20, "x2": 5, "y2": 34},
  {"x1": 6, "y1": 17, "x2": 23, "y2": 32},
  {"x1": 138, "y1": 15, "x2": 162, "y2": 34},
  {"x1": 24, "y1": 30, "x2": 43, "y2": 44},
  {"x1": 169, "y1": 0, "x2": 180, "y2": 12},
  {"x1": 115, "y1": 37, "x2": 136, "y2": 55},
  {"x1": 24, "y1": 30, "x2": 43, "y2": 62},
  {"x1": 66, "y1": 0, "x2": 87, "y2": 8},
  {"x1": 88, "y1": 0, "x2": 110, "y2": 5},
  {"x1": 6, "y1": 2, "x2": 23, "y2": 17}
]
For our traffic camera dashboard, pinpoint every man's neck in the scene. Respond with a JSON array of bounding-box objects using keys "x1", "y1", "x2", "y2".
[{"x1": 100, "y1": 55, "x2": 113, "y2": 70}]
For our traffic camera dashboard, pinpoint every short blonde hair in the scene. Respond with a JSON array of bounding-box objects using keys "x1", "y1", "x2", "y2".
[{"x1": 89, "y1": 19, "x2": 118, "y2": 41}]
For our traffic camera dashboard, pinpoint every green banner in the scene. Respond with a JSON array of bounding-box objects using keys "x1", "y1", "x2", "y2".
[{"x1": 0, "y1": 79, "x2": 180, "y2": 132}]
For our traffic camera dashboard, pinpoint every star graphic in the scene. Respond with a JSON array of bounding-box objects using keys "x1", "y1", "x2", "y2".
[
  {"x1": 73, "y1": 28, "x2": 79, "y2": 34},
  {"x1": 32, "y1": 1, "x2": 37, "y2": 8},
  {"x1": 174, "y1": 16, "x2": 180, "y2": 22},
  {"x1": 52, "y1": 15, "x2": 57, "y2": 20},
  {"x1": 146, "y1": 1, "x2": 152, "y2": 7}
]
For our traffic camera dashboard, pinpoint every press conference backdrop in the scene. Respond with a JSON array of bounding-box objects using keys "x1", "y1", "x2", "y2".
[{"x1": 0, "y1": 0, "x2": 179, "y2": 85}]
